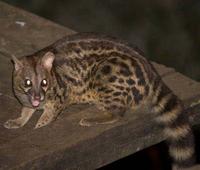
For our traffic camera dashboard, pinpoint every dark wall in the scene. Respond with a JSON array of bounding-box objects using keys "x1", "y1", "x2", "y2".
[{"x1": 3, "y1": 0, "x2": 200, "y2": 81}]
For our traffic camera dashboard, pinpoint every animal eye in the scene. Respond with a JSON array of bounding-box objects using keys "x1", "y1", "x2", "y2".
[
  {"x1": 41, "y1": 79, "x2": 48, "y2": 87},
  {"x1": 24, "y1": 79, "x2": 32, "y2": 87}
]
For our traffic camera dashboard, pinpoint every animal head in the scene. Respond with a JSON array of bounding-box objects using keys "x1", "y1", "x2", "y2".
[{"x1": 12, "y1": 52, "x2": 55, "y2": 108}]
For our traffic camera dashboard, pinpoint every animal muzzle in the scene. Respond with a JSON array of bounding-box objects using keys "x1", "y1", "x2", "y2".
[{"x1": 31, "y1": 95, "x2": 40, "y2": 107}]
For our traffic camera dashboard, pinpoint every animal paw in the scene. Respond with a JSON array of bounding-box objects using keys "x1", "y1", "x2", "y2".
[
  {"x1": 34, "y1": 121, "x2": 47, "y2": 129},
  {"x1": 34, "y1": 118, "x2": 51, "y2": 129},
  {"x1": 35, "y1": 114, "x2": 54, "y2": 129},
  {"x1": 79, "y1": 118, "x2": 93, "y2": 127},
  {"x1": 4, "y1": 119, "x2": 23, "y2": 129}
]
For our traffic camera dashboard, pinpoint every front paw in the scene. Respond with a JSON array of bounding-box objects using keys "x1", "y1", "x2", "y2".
[
  {"x1": 4, "y1": 119, "x2": 23, "y2": 129},
  {"x1": 35, "y1": 115, "x2": 54, "y2": 129},
  {"x1": 79, "y1": 118, "x2": 92, "y2": 127},
  {"x1": 34, "y1": 121, "x2": 47, "y2": 129}
]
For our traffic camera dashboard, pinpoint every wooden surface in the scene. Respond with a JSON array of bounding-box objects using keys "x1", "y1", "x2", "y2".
[{"x1": 0, "y1": 1, "x2": 200, "y2": 170}]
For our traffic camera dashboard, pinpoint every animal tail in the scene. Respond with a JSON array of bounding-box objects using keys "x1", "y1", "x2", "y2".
[{"x1": 152, "y1": 78, "x2": 195, "y2": 168}]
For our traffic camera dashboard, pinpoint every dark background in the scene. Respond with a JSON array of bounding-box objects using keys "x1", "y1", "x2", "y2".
[{"x1": 2, "y1": 0, "x2": 200, "y2": 169}]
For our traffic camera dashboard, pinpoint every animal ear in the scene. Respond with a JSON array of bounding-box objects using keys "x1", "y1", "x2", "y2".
[
  {"x1": 11, "y1": 55, "x2": 23, "y2": 71},
  {"x1": 41, "y1": 52, "x2": 55, "y2": 71}
]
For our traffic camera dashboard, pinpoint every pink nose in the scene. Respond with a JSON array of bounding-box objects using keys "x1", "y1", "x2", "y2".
[{"x1": 34, "y1": 96, "x2": 40, "y2": 100}]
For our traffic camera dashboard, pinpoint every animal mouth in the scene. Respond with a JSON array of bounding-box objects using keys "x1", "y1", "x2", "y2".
[{"x1": 31, "y1": 99, "x2": 40, "y2": 107}]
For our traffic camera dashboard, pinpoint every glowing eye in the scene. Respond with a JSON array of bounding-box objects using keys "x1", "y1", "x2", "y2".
[
  {"x1": 41, "y1": 79, "x2": 48, "y2": 87},
  {"x1": 25, "y1": 79, "x2": 32, "y2": 87}
]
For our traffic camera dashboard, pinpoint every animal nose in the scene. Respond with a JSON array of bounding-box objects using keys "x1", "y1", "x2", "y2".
[{"x1": 34, "y1": 95, "x2": 40, "y2": 100}]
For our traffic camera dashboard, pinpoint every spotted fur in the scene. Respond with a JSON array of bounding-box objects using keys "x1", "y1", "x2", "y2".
[{"x1": 4, "y1": 33, "x2": 195, "y2": 168}]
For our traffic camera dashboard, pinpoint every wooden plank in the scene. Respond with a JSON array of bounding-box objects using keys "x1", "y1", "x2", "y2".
[
  {"x1": 0, "y1": 54, "x2": 13, "y2": 97},
  {"x1": 173, "y1": 164, "x2": 200, "y2": 170},
  {"x1": 0, "y1": 1, "x2": 200, "y2": 170},
  {"x1": 184, "y1": 165, "x2": 200, "y2": 170}
]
